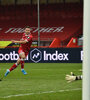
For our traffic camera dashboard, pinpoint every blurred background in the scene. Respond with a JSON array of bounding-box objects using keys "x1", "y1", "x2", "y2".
[{"x1": 0, "y1": 0, "x2": 83, "y2": 48}]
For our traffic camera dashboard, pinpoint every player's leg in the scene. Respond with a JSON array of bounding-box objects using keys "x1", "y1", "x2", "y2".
[
  {"x1": 19, "y1": 52, "x2": 25, "y2": 69},
  {"x1": 19, "y1": 52, "x2": 27, "y2": 75},
  {"x1": 5, "y1": 58, "x2": 21, "y2": 76}
]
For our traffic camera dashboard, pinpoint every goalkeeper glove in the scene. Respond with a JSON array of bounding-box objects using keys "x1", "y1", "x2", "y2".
[{"x1": 65, "y1": 72, "x2": 82, "y2": 83}]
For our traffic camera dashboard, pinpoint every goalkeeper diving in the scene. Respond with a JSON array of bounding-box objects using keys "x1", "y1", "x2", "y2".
[{"x1": 65, "y1": 72, "x2": 82, "y2": 82}]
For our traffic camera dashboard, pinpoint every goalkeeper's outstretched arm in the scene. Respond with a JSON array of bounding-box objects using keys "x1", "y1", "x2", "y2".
[{"x1": 65, "y1": 72, "x2": 82, "y2": 82}]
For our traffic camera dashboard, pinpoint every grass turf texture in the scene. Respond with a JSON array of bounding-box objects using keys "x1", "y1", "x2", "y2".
[{"x1": 0, "y1": 63, "x2": 82, "y2": 100}]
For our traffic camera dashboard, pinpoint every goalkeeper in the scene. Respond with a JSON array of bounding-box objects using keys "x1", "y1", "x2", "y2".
[{"x1": 65, "y1": 72, "x2": 82, "y2": 82}]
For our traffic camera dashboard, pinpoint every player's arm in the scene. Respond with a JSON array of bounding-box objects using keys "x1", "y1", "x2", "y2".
[
  {"x1": 65, "y1": 72, "x2": 82, "y2": 83},
  {"x1": 11, "y1": 40, "x2": 28, "y2": 44}
]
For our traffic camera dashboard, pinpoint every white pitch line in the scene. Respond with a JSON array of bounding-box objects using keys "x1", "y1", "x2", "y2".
[{"x1": 0, "y1": 88, "x2": 82, "y2": 98}]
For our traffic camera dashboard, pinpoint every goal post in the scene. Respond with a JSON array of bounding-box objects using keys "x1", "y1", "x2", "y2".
[{"x1": 83, "y1": 0, "x2": 90, "y2": 100}]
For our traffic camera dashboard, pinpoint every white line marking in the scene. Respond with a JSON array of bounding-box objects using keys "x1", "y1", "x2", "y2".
[{"x1": 0, "y1": 88, "x2": 82, "y2": 98}]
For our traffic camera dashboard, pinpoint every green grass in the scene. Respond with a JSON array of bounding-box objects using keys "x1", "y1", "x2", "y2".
[{"x1": 0, "y1": 63, "x2": 82, "y2": 100}]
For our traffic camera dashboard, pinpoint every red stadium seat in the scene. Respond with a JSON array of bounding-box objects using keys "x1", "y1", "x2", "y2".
[{"x1": 0, "y1": 3, "x2": 83, "y2": 46}]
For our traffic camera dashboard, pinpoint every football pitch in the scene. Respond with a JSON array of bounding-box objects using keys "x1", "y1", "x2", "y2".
[{"x1": 0, "y1": 63, "x2": 82, "y2": 100}]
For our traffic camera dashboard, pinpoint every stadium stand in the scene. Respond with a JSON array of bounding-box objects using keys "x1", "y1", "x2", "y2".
[{"x1": 0, "y1": 3, "x2": 83, "y2": 47}]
